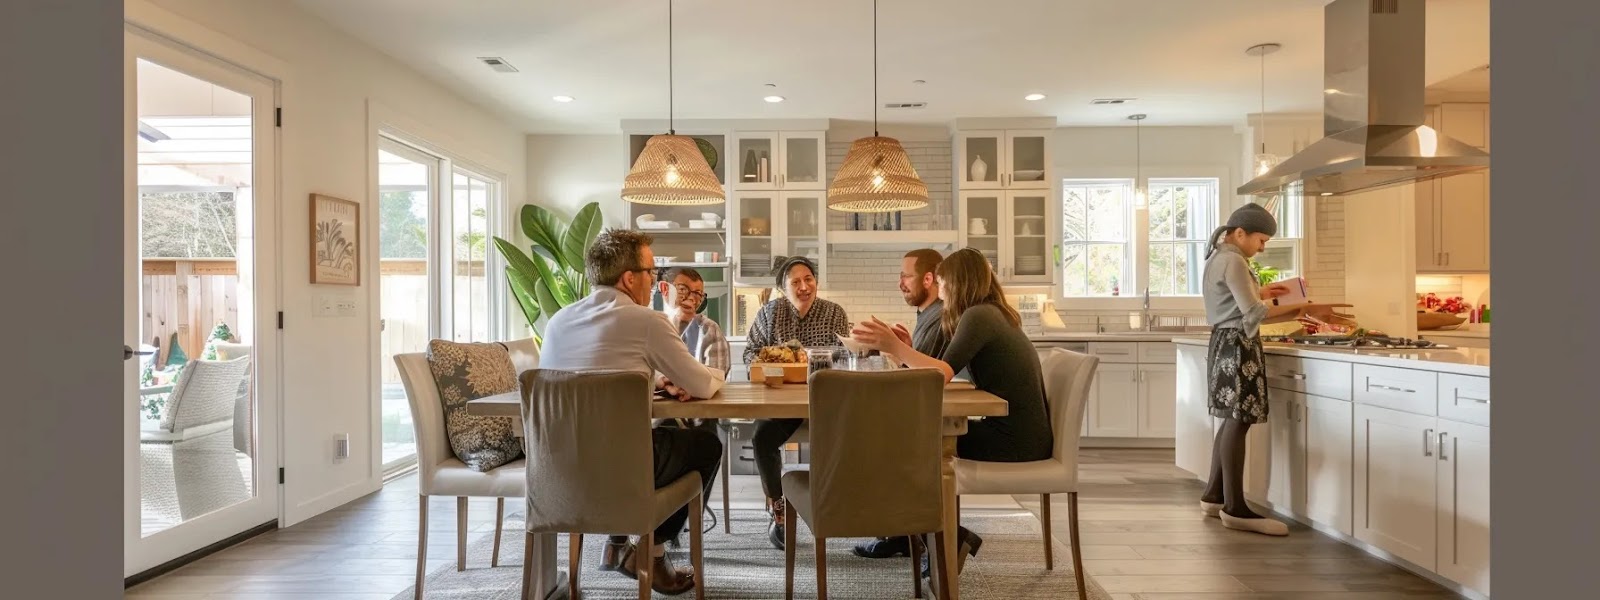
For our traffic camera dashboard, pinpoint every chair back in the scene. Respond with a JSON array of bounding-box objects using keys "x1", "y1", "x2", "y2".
[
  {"x1": 805, "y1": 368, "x2": 945, "y2": 539},
  {"x1": 520, "y1": 368, "x2": 657, "y2": 535},
  {"x1": 503, "y1": 337, "x2": 541, "y2": 375},
  {"x1": 212, "y1": 342, "x2": 254, "y2": 455},
  {"x1": 1044, "y1": 349, "x2": 1100, "y2": 481},
  {"x1": 159, "y1": 357, "x2": 251, "y2": 434},
  {"x1": 394, "y1": 338, "x2": 539, "y2": 493}
]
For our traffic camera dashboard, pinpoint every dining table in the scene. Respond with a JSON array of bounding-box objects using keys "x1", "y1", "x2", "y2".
[{"x1": 467, "y1": 379, "x2": 1008, "y2": 600}]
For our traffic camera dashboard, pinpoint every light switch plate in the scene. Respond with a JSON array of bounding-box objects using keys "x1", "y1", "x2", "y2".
[{"x1": 315, "y1": 293, "x2": 358, "y2": 318}]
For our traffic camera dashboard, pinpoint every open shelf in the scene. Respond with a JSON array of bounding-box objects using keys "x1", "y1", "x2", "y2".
[{"x1": 828, "y1": 229, "x2": 960, "y2": 250}]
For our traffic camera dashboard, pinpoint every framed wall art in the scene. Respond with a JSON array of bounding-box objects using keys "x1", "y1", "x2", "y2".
[{"x1": 310, "y1": 193, "x2": 360, "y2": 285}]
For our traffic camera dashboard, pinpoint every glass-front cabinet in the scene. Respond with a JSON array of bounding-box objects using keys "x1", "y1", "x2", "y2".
[
  {"x1": 957, "y1": 129, "x2": 1051, "y2": 190},
  {"x1": 729, "y1": 192, "x2": 827, "y2": 288},
  {"x1": 959, "y1": 190, "x2": 1054, "y2": 285},
  {"x1": 733, "y1": 131, "x2": 826, "y2": 191}
]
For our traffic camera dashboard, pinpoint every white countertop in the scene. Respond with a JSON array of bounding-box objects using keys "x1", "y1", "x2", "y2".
[
  {"x1": 1172, "y1": 337, "x2": 1489, "y2": 377},
  {"x1": 1028, "y1": 332, "x2": 1199, "y2": 342},
  {"x1": 1418, "y1": 329, "x2": 1490, "y2": 339}
]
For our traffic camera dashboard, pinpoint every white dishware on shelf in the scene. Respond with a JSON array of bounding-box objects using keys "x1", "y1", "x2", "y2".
[
  {"x1": 1012, "y1": 169, "x2": 1045, "y2": 181},
  {"x1": 1019, "y1": 222, "x2": 1035, "y2": 235},
  {"x1": 700, "y1": 212, "x2": 721, "y2": 225},
  {"x1": 635, "y1": 214, "x2": 657, "y2": 227},
  {"x1": 693, "y1": 251, "x2": 721, "y2": 263},
  {"x1": 688, "y1": 219, "x2": 716, "y2": 229},
  {"x1": 653, "y1": 256, "x2": 678, "y2": 266},
  {"x1": 969, "y1": 218, "x2": 989, "y2": 235},
  {"x1": 639, "y1": 221, "x2": 679, "y2": 229}
]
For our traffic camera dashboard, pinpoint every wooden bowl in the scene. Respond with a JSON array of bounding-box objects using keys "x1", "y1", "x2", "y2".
[
  {"x1": 1417, "y1": 311, "x2": 1467, "y2": 330},
  {"x1": 749, "y1": 362, "x2": 808, "y2": 385}
]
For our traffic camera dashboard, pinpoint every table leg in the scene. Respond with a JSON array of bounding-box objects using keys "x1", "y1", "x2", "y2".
[{"x1": 938, "y1": 434, "x2": 960, "y2": 600}]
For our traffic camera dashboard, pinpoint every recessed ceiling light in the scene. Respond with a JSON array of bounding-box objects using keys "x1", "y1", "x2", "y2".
[
  {"x1": 552, "y1": 95, "x2": 574, "y2": 103},
  {"x1": 913, "y1": 79, "x2": 926, "y2": 85},
  {"x1": 765, "y1": 83, "x2": 778, "y2": 88},
  {"x1": 1320, "y1": 192, "x2": 1334, "y2": 196},
  {"x1": 1024, "y1": 93, "x2": 1046, "y2": 101},
  {"x1": 1324, "y1": 88, "x2": 1339, "y2": 94},
  {"x1": 763, "y1": 95, "x2": 785, "y2": 103}
]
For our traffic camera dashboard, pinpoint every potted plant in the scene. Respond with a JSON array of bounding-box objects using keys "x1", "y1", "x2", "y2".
[{"x1": 491, "y1": 202, "x2": 603, "y2": 346}]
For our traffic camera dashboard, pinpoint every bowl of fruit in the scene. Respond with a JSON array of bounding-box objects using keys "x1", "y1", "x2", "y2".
[{"x1": 1416, "y1": 293, "x2": 1470, "y2": 330}]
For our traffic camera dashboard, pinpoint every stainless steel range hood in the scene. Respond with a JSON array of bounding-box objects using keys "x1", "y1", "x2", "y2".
[{"x1": 1237, "y1": 0, "x2": 1489, "y2": 197}]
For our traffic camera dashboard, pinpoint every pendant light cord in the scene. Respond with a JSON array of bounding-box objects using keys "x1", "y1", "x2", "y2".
[
  {"x1": 1258, "y1": 48, "x2": 1266, "y2": 154},
  {"x1": 667, "y1": 0, "x2": 675, "y2": 134},
  {"x1": 872, "y1": 0, "x2": 879, "y2": 137},
  {"x1": 1135, "y1": 116, "x2": 1141, "y2": 190}
]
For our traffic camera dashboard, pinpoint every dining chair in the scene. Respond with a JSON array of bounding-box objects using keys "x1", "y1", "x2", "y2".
[
  {"x1": 139, "y1": 357, "x2": 252, "y2": 522},
  {"x1": 782, "y1": 369, "x2": 947, "y2": 600},
  {"x1": 394, "y1": 337, "x2": 538, "y2": 600},
  {"x1": 518, "y1": 369, "x2": 707, "y2": 600},
  {"x1": 953, "y1": 348, "x2": 1098, "y2": 598}
]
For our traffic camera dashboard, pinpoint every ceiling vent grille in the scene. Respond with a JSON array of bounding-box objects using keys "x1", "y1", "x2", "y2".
[
  {"x1": 1090, "y1": 98, "x2": 1135, "y2": 105},
  {"x1": 883, "y1": 102, "x2": 926, "y2": 109},
  {"x1": 478, "y1": 57, "x2": 519, "y2": 73}
]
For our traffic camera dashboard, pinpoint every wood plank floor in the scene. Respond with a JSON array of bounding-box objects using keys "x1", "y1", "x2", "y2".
[{"x1": 126, "y1": 448, "x2": 1462, "y2": 599}]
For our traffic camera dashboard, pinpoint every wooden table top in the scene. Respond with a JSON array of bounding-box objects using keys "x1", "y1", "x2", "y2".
[{"x1": 466, "y1": 381, "x2": 1008, "y2": 420}]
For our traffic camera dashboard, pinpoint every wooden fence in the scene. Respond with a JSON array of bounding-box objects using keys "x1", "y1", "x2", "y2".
[{"x1": 142, "y1": 258, "x2": 440, "y2": 379}]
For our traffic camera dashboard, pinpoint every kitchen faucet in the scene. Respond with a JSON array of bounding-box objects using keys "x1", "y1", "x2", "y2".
[{"x1": 1141, "y1": 288, "x2": 1151, "y2": 331}]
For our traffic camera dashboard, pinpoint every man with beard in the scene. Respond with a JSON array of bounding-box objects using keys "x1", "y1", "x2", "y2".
[{"x1": 852, "y1": 247, "x2": 950, "y2": 560}]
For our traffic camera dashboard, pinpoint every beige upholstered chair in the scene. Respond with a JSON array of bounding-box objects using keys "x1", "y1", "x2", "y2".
[
  {"x1": 393, "y1": 337, "x2": 538, "y2": 599},
  {"x1": 782, "y1": 369, "x2": 947, "y2": 600},
  {"x1": 518, "y1": 369, "x2": 706, "y2": 600},
  {"x1": 953, "y1": 348, "x2": 1098, "y2": 598}
]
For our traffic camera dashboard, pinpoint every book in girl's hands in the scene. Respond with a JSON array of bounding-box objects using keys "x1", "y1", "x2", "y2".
[{"x1": 1270, "y1": 277, "x2": 1311, "y2": 306}]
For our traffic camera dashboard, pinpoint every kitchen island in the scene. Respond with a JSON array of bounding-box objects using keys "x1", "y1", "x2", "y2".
[{"x1": 1173, "y1": 337, "x2": 1491, "y2": 599}]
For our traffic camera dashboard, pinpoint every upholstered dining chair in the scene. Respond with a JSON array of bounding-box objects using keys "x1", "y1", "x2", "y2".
[
  {"x1": 518, "y1": 369, "x2": 707, "y2": 600},
  {"x1": 952, "y1": 348, "x2": 1098, "y2": 598},
  {"x1": 393, "y1": 337, "x2": 539, "y2": 600},
  {"x1": 782, "y1": 369, "x2": 947, "y2": 600}
]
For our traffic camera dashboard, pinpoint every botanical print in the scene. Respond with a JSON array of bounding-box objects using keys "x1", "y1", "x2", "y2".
[
  {"x1": 1206, "y1": 328, "x2": 1270, "y2": 424},
  {"x1": 311, "y1": 194, "x2": 360, "y2": 285}
]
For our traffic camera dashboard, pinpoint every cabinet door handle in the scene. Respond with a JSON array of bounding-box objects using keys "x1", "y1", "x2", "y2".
[
  {"x1": 1438, "y1": 431, "x2": 1449, "y2": 461},
  {"x1": 1424, "y1": 428, "x2": 1435, "y2": 456},
  {"x1": 1457, "y1": 394, "x2": 1490, "y2": 405},
  {"x1": 1368, "y1": 382, "x2": 1417, "y2": 394},
  {"x1": 1445, "y1": 252, "x2": 1450, "y2": 266}
]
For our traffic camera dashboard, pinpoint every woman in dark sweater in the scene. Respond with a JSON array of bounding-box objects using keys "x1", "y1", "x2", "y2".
[{"x1": 851, "y1": 247, "x2": 1052, "y2": 568}]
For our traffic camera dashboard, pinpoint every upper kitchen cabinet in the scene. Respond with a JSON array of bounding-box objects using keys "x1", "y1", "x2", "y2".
[
  {"x1": 957, "y1": 129, "x2": 1052, "y2": 190},
  {"x1": 728, "y1": 191, "x2": 826, "y2": 288},
  {"x1": 1415, "y1": 103, "x2": 1490, "y2": 273},
  {"x1": 958, "y1": 190, "x2": 1055, "y2": 285},
  {"x1": 733, "y1": 131, "x2": 826, "y2": 191}
]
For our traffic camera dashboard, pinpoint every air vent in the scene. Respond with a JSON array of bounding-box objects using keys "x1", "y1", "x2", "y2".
[
  {"x1": 1091, "y1": 98, "x2": 1135, "y2": 105},
  {"x1": 883, "y1": 102, "x2": 926, "y2": 109},
  {"x1": 478, "y1": 57, "x2": 519, "y2": 73}
]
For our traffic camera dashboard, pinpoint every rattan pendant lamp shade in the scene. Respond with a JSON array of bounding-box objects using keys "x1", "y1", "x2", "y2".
[
  {"x1": 621, "y1": 0, "x2": 725, "y2": 206},
  {"x1": 827, "y1": 0, "x2": 928, "y2": 213}
]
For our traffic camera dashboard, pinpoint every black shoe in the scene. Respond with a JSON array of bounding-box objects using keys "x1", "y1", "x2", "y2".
[
  {"x1": 767, "y1": 519, "x2": 785, "y2": 550},
  {"x1": 852, "y1": 536, "x2": 911, "y2": 559},
  {"x1": 919, "y1": 528, "x2": 983, "y2": 578}
]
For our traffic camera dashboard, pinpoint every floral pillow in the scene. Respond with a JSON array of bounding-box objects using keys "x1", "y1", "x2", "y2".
[{"x1": 426, "y1": 340, "x2": 524, "y2": 472}]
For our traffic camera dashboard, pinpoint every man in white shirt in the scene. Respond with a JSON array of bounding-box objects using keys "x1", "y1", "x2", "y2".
[{"x1": 539, "y1": 229, "x2": 723, "y2": 596}]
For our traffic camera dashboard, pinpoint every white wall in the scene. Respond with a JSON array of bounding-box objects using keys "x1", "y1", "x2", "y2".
[
  {"x1": 131, "y1": 0, "x2": 528, "y2": 526},
  {"x1": 526, "y1": 134, "x2": 626, "y2": 228}
]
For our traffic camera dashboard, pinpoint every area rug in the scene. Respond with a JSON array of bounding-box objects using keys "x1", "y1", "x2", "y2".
[{"x1": 393, "y1": 509, "x2": 1110, "y2": 599}]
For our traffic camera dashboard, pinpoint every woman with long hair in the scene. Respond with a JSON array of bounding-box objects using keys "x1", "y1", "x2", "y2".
[
  {"x1": 1199, "y1": 203, "x2": 1348, "y2": 536},
  {"x1": 851, "y1": 247, "x2": 1051, "y2": 571}
]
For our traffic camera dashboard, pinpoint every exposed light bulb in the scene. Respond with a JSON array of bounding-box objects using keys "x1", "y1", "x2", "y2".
[{"x1": 664, "y1": 165, "x2": 681, "y2": 185}]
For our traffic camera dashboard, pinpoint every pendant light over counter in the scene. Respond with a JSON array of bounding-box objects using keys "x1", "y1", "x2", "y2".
[
  {"x1": 1247, "y1": 43, "x2": 1282, "y2": 178},
  {"x1": 1129, "y1": 113, "x2": 1147, "y2": 208},
  {"x1": 827, "y1": 0, "x2": 928, "y2": 213},
  {"x1": 621, "y1": 0, "x2": 725, "y2": 206}
]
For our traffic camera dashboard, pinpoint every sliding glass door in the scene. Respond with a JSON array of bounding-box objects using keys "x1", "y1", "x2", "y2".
[{"x1": 377, "y1": 135, "x2": 502, "y2": 473}]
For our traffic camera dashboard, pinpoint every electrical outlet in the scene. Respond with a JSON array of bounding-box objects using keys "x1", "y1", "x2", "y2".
[{"x1": 334, "y1": 433, "x2": 350, "y2": 461}]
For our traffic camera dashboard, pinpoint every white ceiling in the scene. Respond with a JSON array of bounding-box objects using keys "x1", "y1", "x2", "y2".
[{"x1": 291, "y1": 0, "x2": 1489, "y2": 134}]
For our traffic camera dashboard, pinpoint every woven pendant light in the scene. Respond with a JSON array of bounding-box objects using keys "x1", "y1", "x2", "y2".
[
  {"x1": 622, "y1": 0, "x2": 724, "y2": 206},
  {"x1": 827, "y1": 0, "x2": 928, "y2": 213}
]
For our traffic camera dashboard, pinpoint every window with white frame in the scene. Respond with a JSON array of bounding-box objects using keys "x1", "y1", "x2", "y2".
[
  {"x1": 1252, "y1": 187, "x2": 1304, "y2": 283},
  {"x1": 1146, "y1": 178, "x2": 1219, "y2": 296},
  {"x1": 1060, "y1": 179, "x2": 1134, "y2": 297}
]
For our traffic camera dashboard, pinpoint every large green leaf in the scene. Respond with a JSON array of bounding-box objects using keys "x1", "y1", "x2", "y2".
[
  {"x1": 558, "y1": 202, "x2": 603, "y2": 270},
  {"x1": 493, "y1": 236, "x2": 539, "y2": 278},
  {"x1": 529, "y1": 253, "x2": 576, "y2": 306},
  {"x1": 505, "y1": 266, "x2": 543, "y2": 329},
  {"x1": 533, "y1": 277, "x2": 562, "y2": 318},
  {"x1": 519, "y1": 204, "x2": 565, "y2": 263}
]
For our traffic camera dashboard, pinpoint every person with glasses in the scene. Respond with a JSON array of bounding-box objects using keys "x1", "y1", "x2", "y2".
[
  {"x1": 538, "y1": 229, "x2": 723, "y2": 595},
  {"x1": 657, "y1": 267, "x2": 730, "y2": 375}
]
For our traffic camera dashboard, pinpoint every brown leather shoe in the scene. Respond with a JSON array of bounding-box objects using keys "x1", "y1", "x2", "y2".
[
  {"x1": 598, "y1": 539, "x2": 629, "y2": 572},
  {"x1": 618, "y1": 543, "x2": 696, "y2": 596}
]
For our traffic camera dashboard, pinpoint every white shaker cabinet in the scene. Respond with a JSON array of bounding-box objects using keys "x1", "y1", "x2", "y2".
[
  {"x1": 1354, "y1": 403, "x2": 1440, "y2": 571},
  {"x1": 1303, "y1": 394, "x2": 1355, "y2": 536},
  {"x1": 1086, "y1": 363, "x2": 1141, "y2": 438},
  {"x1": 1436, "y1": 421, "x2": 1491, "y2": 595}
]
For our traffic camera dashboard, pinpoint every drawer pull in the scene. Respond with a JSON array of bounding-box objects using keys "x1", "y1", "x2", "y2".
[
  {"x1": 1280, "y1": 371, "x2": 1307, "y2": 381},
  {"x1": 1369, "y1": 382, "x2": 1417, "y2": 394},
  {"x1": 1457, "y1": 394, "x2": 1490, "y2": 405}
]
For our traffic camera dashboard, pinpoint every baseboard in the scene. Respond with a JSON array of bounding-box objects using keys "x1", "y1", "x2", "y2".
[
  {"x1": 124, "y1": 520, "x2": 276, "y2": 588},
  {"x1": 1080, "y1": 437, "x2": 1175, "y2": 449}
]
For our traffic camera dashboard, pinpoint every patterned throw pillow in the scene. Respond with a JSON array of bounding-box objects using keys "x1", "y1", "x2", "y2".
[{"x1": 426, "y1": 340, "x2": 524, "y2": 472}]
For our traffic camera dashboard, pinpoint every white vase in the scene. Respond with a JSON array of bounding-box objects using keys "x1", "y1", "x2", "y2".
[{"x1": 971, "y1": 155, "x2": 988, "y2": 182}]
